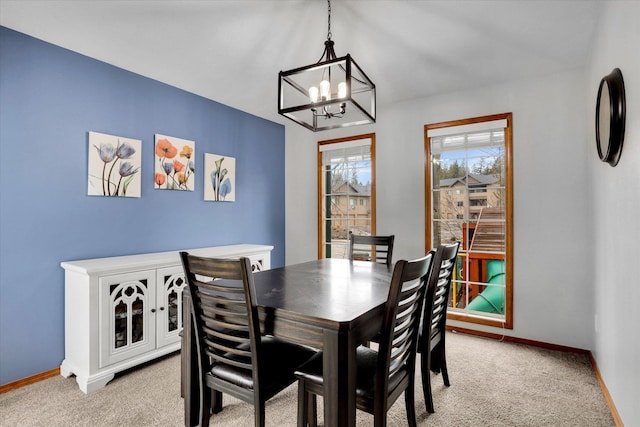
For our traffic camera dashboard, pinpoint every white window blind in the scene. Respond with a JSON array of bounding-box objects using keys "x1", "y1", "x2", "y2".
[
  {"x1": 427, "y1": 119, "x2": 507, "y2": 138},
  {"x1": 320, "y1": 138, "x2": 371, "y2": 164},
  {"x1": 430, "y1": 119, "x2": 506, "y2": 155}
]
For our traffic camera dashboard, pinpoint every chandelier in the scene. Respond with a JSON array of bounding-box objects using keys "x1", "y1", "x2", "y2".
[{"x1": 278, "y1": 0, "x2": 376, "y2": 132}]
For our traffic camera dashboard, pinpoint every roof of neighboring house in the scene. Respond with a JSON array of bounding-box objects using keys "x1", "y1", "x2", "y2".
[
  {"x1": 332, "y1": 181, "x2": 371, "y2": 196},
  {"x1": 439, "y1": 173, "x2": 499, "y2": 188}
]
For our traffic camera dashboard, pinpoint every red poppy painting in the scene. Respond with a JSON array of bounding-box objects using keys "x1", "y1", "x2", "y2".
[{"x1": 154, "y1": 134, "x2": 195, "y2": 191}]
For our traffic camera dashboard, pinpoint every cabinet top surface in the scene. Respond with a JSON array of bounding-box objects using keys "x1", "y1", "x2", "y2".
[{"x1": 60, "y1": 244, "x2": 273, "y2": 275}]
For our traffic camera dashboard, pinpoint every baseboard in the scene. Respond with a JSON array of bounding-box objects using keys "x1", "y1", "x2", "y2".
[
  {"x1": 448, "y1": 326, "x2": 624, "y2": 426},
  {"x1": 588, "y1": 352, "x2": 625, "y2": 427},
  {"x1": 0, "y1": 367, "x2": 60, "y2": 394},
  {"x1": 446, "y1": 325, "x2": 590, "y2": 354}
]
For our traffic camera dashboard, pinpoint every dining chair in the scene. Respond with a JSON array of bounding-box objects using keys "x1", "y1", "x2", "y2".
[
  {"x1": 418, "y1": 241, "x2": 460, "y2": 413},
  {"x1": 349, "y1": 234, "x2": 395, "y2": 266},
  {"x1": 180, "y1": 252, "x2": 316, "y2": 427},
  {"x1": 295, "y1": 252, "x2": 434, "y2": 427},
  {"x1": 349, "y1": 234, "x2": 394, "y2": 347}
]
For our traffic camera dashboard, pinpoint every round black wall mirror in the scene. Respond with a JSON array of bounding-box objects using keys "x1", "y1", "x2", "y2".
[{"x1": 595, "y1": 68, "x2": 626, "y2": 167}]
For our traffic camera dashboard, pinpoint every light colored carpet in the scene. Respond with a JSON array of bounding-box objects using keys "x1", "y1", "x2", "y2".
[{"x1": 0, "y1": 332, "x2": 615, "y2": 426}]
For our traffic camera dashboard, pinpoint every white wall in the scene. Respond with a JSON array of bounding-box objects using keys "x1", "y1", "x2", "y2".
[
  {"x1": 286, "y1": 67, "x2": 592, "y2": 350},
  {"x1": 588, "y1": 2, "x2": 640, "y2": 425},
  {"x1": 285, "y1": 3, "x2": 639, "y2": 423}
]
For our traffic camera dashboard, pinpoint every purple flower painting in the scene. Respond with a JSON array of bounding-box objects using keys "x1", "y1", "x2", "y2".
[{"x1": 88, "y1": 132, "x2": 141, "y2": 197}]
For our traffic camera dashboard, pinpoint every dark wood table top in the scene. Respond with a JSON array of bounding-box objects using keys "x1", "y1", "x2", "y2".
[{"x1": 253, "y1": 258, "x2": 393, "y2": 325}]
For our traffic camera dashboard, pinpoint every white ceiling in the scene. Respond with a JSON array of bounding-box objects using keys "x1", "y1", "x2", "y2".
[{"x1": 0, "y1": 0, "x2": 604, "y2": 126}]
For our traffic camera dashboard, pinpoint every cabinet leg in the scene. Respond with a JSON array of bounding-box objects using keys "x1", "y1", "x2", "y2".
[
  {"x1": 60, "y1": 360, "x2": 73, "y2": 378},
  {"x1": 78, "y1": 373, "x2": 115, "y2": 394}
]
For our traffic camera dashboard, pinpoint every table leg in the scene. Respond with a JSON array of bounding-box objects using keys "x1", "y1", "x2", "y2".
[{"x1": 323, "y1": 329, "x2": 357, "y2": 426}]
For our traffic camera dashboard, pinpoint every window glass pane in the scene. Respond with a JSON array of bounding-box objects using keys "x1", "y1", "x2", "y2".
[
  {"x1": 433, "y1": 220, "x2": 463, "y2": 247},
  {"x1": 433, "y1": 188, "x2": 468, "y2": 221},
  {"x1": 427, "y1": 117, "x2": 510, "y2": 326},
  {"x1": 319, "y1": 137, "x2": 374, "y2": 259},
  {"x1": 490, "y1": 188, "x2": 506, "y2": 209},
  {"x1": 433, "y1": 154, "x2": 467, "y2": 183},
  {"x1": 468, "y1": 150, "x2": 503, "y2": 174}
]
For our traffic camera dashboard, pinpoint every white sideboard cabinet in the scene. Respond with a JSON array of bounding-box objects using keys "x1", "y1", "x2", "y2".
[{"x1": 60, "y1": 244, "x2": 273, "y2": 393}]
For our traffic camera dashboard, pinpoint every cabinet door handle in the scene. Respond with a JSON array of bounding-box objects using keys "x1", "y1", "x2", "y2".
[
  {"x1": 151, "y1": 308, "x2": 156, "y2": 313},
  {"x1": 159, "y1": 306, "x2": 165, "y2": 311}
]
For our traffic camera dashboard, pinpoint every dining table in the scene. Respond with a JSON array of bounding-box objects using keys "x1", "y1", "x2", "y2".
[{"x1": 182, "y1": 257, "x2": 394, "y2": 427}]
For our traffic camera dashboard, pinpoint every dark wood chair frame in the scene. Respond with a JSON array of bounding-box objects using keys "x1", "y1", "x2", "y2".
[
  {"x1": 180, "y1": 252, "x2": 315, "y2": 427},
  {"x1": 349, "y1": 234, "x2": 395, "y2": 266},
  {"x1": 418, "y1": 241, "x2": 460, "y2": 413},
  {"x1": 296, "y1": 252, "x2": 434, "y2": 427},
  {"x1": 349, "y1": 234, "x2": 395, "y2": 347}
]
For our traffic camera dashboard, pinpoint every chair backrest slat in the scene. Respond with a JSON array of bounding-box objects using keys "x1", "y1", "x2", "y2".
[
  {"x1": 349, "y1": 234, "x2": 395, "y2": 266},
  {"x1": 180, "y1": 252, "x2": 262, "y2": 387},
  {"x1": 420, "y1": 242, "x2": 460, "y2": 350},
  {"x1": 376, "y1": 251, "x2": 434, "y2": 401}
]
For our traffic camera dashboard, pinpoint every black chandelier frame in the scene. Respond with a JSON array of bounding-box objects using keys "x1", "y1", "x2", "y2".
[{"x1": 277, "y1": 1, "x2": 376, "y2": 132}]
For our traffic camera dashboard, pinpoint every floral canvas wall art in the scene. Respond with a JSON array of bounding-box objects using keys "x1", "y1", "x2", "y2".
[
  {"x1": 88, "y1": 131, "x2": 141, "y2": 197},
  {"x1": 154, "y1": 134, "x2": 195, "y2": 191},
  {"x1": 204, "y1": 153, "x2": 236, "y2": 202}
]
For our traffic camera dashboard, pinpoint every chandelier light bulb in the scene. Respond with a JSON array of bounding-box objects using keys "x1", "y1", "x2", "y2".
[
  {"x1": 320, "y1": 80, "x2": 331, "y2": 100},
  {"x1": 309, "y1": 86, "x2": 319, "y2": 103},
  {"x1": 338, "y1": 82, "x2": 347, "y2": 98}
]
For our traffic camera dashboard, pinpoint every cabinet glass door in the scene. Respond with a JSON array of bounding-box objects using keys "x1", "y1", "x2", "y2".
[
  {"x1": 100, "y1": 271, "x2": 156, "y2": 368},
  {"x1": 156, "y1": 267, "x2": 187, "y2": 348}
]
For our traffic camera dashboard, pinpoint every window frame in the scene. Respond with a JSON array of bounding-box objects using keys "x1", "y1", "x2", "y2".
[
  {"x1": 317, "y1": 133, "x2": 376, "y2": 259},
  {"x1": 424, "y1": 113, "x2": 513, "y2": 329}
]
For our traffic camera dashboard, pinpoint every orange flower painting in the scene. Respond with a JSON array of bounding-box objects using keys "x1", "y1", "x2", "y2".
[
  {"x1": 155, "y1": 138, "x2": 178, "y2": 159},
  {"x1": 154, "y1": 134, "x2": 195, "y2": 191}
]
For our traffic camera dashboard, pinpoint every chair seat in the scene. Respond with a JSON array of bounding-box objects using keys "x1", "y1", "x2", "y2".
[
  {"x1": 295, "y1": 345, "x2": 408, "y2": 402},
  {"x1": 210, "y1": 336, "x2": 316, "y2": 398}
]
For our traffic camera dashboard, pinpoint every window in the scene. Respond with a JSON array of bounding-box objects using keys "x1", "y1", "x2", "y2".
[
  {"x1": 425, "y1": 113, "x2": 513, "y2": 329},
  {"x1": 318, "y1": 134, "x2": 375, "y2": 259}
]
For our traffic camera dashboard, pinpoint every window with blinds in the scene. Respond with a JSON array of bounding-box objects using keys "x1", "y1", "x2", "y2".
[
  {"x1": 425, "y1": 114, "x2": 513, "y2": 329},
  {"x1": 318, "y1": 134, "x2": 375, "y2": 259}
]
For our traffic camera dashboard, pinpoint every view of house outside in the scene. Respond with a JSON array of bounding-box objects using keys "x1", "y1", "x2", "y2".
[
  {"x1": 320, "y1": 128, "x2": 508, "y2": 320},
  {"x1": 430, "y1": 130, "x2": 507, "y2": 318},
  {"x1": 319, "y1": 138, "x2": 373, "y2": 259}
]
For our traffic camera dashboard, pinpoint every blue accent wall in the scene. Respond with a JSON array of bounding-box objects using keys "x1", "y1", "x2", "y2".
[{"x1": 0, "y1": 27, "x2": 285, "y2": 385}]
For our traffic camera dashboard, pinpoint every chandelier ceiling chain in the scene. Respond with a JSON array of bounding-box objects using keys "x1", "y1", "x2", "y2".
[
  {"x1": 327, "y1": 0, "x2": 332, "y2": 41},
  {"x1": 317, "y1": 0, "x2": 335, "y2": 64}
]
